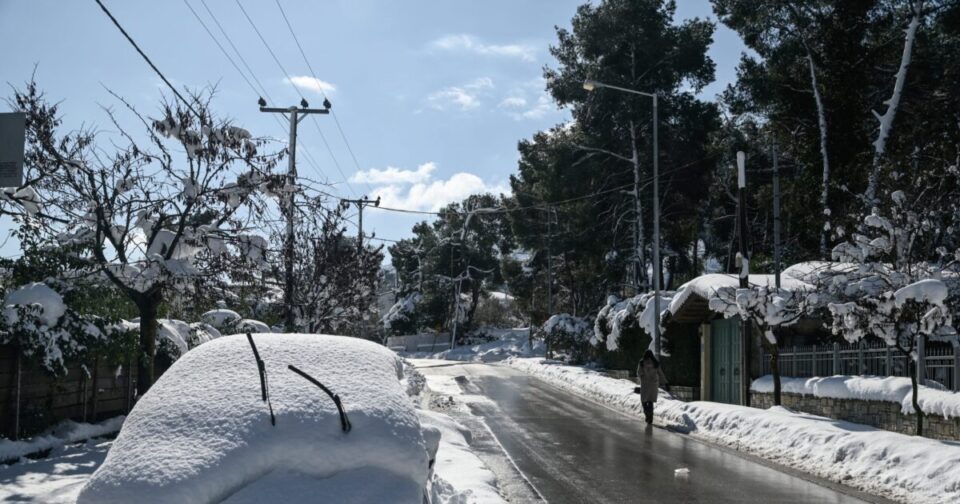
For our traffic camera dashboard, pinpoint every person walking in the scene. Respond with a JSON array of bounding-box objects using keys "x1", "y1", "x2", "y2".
[{"x1": 636, "y1": 350, "x2": 668, "y2": 424}]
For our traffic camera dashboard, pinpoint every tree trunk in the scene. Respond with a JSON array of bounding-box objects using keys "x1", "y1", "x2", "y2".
[
  {"x1": 630, "y1": 120, "x2": 648, "y2": 291},
  {"x1": 135, "y1": 290, "x2": 162, "y2": 397},
  {"x1": 805, "y1": 52, "x2": 831, "y2": 259},
  {"x1": 910, "y1": 358, "x2": 924, "y2": 436},
  {"x1": 466, "y1": 285, "x2": 481, "y2": 334},
  {"x1": 91, "y1": 353, "x2": 100, "y2": 422}
]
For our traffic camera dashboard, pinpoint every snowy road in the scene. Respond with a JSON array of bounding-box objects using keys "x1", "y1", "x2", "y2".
[{"x1": 417, "y1": 361, "x2": 893, "y2": 504}]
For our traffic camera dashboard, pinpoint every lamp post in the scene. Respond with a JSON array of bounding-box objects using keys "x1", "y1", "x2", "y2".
[{"x1": 583, "y1": 79, "x2": 661, "y2": 357}]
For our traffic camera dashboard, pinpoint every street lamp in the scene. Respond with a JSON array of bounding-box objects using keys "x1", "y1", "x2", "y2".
[{"x1": 583, "y1": 79, "x2": 662, "y2": 357}]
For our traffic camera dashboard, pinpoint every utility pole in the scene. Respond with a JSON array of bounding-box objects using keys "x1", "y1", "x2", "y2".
[
  {"x1": 651, "y1": 93, "x2": 661, "y2": 359},
  {"x1": 736, "y1": 151, "x2": 751, "y2": 407},
  {"x1": 545, "y1": 207, "x2": 555, "y2": 359},
  {"x1": 547, "y1": 207, "x2": 554, "y2": 317},
  {"x1": 341, "y1": 195, "x2": 380, "y2": 338},
  {"x1": 259, "y1": 97, "x2": 330, "y2": 333},
  {"x1": 772, "y1": 142, "x2": 781, "y2": 289}
]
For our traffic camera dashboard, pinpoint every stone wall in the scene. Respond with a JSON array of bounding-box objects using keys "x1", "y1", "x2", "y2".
[
  {"x1": 752, "y1": 391, "x2": 960, "y2": 441},
  {"x1": 670, "y1": 386, "x2": 700, "y2": 402}
]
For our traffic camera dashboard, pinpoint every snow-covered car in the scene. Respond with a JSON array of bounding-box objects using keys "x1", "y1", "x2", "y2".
[{"x1": 77, "y1": 333, "x2": 438, "y2": 503}]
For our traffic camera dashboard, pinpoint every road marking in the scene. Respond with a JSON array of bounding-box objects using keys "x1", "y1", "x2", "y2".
[{"x1": 476, "y1": 415, "x2": 550, "y2": 503}]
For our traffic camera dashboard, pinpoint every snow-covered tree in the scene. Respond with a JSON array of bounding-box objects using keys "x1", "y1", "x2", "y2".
[
  {"x1": 383, "y1": 292, "x2": 422, "y2": 336},
  {"x1": 1, "y1": 281, "x2": 137, "y2": 375},
  {"x1": 4, "y1": 82, "x2": 283, "y2": 393},
  {"x1": 826, "y1": 178, "x2": 960, "y2": 435},
  {"x1": 541, "y1": 313, "x2": 593, "y2": 363},
  {"x1": 286, "y1": 196, "x2": 383, "y2": 337}
]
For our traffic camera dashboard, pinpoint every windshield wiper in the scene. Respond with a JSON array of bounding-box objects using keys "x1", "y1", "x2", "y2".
[
  {"x1": 287, "y1": 364, "x2": 352, "y2": 433},
  {"x1": 246, "y1": 333, "x2": 276, "y2": 426}
]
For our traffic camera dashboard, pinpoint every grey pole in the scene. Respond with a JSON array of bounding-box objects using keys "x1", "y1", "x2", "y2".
[
  {"x1": 652, "y1": 94, "x2": 661, "y2": 358},
  {"x1": 736, "y1": 151, "x2": 751, "y2": 406},
  {"x1": 773, "y1": 142, "x2": 781, "y2": 289},
  {"x1": 547, "y1": 208, "x2": 554, "y2": 316},
  {"x1": 260, "y1": 101, "x2": 330, "y2": 332}
]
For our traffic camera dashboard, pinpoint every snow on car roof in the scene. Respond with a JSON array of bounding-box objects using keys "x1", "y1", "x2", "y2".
[{"x1": 77, "y1": 334, "x2": 429, "y2": 504}]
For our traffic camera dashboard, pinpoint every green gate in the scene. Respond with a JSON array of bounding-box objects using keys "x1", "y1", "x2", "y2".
[{"x1": 710, "y1": 318, "x2": 742, "y2": 404}]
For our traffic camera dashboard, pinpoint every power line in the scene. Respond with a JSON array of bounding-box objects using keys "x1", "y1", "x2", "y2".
[
  {"x1": 362, "y1": 153, "x2": 717, "y2": 218},
  {"x1": 185, "y1": 0, "x2": 332, "y2": 189},
  {"x1": 233, "y1": 0, "x2": 359, "y2": 197},
  {"x1": 273, "y1": 0, "x2": 374, "y2": 194},
  {"x1": 94, "y1": 0, "x2": 199, "y2": 117}
]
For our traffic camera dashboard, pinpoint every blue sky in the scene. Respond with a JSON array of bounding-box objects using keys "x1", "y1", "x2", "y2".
[{"x1": 0, "y1": 0, "x2": 747, "y2": 259}]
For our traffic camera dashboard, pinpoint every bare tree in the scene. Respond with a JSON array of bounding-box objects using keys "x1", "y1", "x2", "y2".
[{"x1": 4, "y1": 81, "x2": 282, "y2": 393}]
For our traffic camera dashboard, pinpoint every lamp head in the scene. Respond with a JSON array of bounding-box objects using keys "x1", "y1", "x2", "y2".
[{"x1": 583, "y1": 80, "x2": 598, "y2": 91}]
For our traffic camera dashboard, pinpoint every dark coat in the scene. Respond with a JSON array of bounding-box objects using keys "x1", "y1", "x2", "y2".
[{"x1": 637, "y1": 358, "x2": 668, "y2": 403}]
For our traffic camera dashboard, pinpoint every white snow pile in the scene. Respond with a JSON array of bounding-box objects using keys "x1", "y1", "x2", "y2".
[
  {"x1": 780, "y1": 261, "x2": 857, "y2": 284},
  {"x1": 415, "y1": 328, "x2": 543, "y2": 363},
  {"x1": 667, "y1": 273, "x2": 812, "y2": 316},
  {"x1": 541, "y1": 313, "x2": 592, "y2": 341},
  {"x1": 506, "y1": 357, "x2": 960, "y2": 504},
  {"x1": 0, "y1": 416, "x2": 124, "y2": 464},
  {"x1": 78, "y1": 334, "x2": 433, "y2": 504},
  {"x1": 198, "y1": 308, "x2": 270, "y2": 337},
  {"x1": 419, "y1": 410, "x2": 504, "y2": 504},
  {"x1": 3, "y1": 282, "x2": 67, "y2": 326},
  {"x1": 156, "y1": 318, "x2": 191, "y2": 358},
  {"x1": 200, "y1": 308, "x2": 242, "y2": 329},
  {"x1": 894, "y1": 278, "x2": 949, "y2": 308},
  {"x1": 236, "y1": 318, "x2": 271, "y2": 333},
  {"x1": 752, "y1": 374, "x2": 960, "y2": 419}
]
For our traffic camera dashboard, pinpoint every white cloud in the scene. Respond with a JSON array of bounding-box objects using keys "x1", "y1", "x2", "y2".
[
  {"x1": 368, "y1": 162, "x2": 508, "y2": 211},
  {"x1": 498, "y1": 96, "x2": 528, "y2": 109},
  {"x1": 516, "y1": 94, "x2": 554, "y2": 120},
  {"x1": 431, "y1": 34, "x2": 536, "y2": 61},
  {"x1": 351, "y1": 162, "x2": 437, "y2": 185},
  {"x1": 427, "y1": 77, "x2": 494, "y2": 111},
  {"x1": 286, "y1": 76, "x2": 336, "y2": 95}
]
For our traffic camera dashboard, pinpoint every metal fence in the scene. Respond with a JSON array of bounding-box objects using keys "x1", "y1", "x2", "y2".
[{"x1": 762, "y1": 339, "x2": 960, "y2": 391}]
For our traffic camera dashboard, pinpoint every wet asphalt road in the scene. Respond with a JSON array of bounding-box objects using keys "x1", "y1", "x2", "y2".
[{"x1": 420, "y1": 362, "x2": 886, "y2": 504}]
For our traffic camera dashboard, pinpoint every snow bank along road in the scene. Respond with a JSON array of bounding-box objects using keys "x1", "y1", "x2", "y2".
[{"x1": 416, "y1": 361, "x2": 893, "y2": 504}]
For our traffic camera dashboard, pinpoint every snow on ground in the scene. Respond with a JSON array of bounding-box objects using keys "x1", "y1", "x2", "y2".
[
  {"x1": 77, "y1": 334, "x2": 430, "y2": 504},
  {"x1": 419, "y1": 409, "x2": 504, "y2": 504},
  {"x1": 0, "y1": 416, "x2": 124, "y2": 463},
  {"x1": 405, "y1": 328, "x2": 542, "y2": 363},
  {"x1": 506, "y1": 357, "x2": 960, "y2": 504},
  {"x1": 752, "y1": 374, "x2": 960, "y2": 418},
  {"x1": 405, "y1": 359, "x2": 506, "y2": 503},
  {"x1": 0, "y1": 439, "x2": 113, "y2": 504}
]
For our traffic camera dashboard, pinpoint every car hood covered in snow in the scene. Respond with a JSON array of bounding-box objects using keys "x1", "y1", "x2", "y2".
[{"x1": 77, "y1": 334, "x2": 430, "y2": 504}]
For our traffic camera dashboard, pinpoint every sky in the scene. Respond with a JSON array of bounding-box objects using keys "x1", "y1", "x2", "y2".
[{"x1": 0, "y1": 0, "x2": 749, "y2": 261}]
